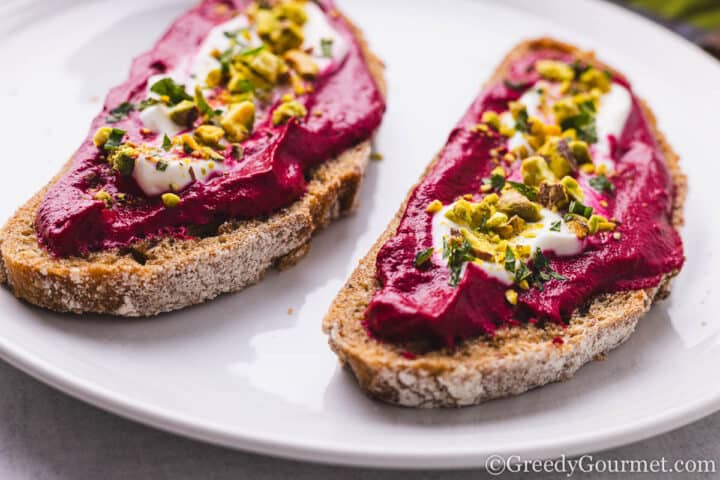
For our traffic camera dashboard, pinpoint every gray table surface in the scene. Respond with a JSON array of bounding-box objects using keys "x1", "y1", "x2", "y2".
[{"x1": 0, "y1": 359, "x2": 717, "y2": 479}]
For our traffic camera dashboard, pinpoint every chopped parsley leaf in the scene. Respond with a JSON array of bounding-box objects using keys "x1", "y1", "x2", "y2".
[
  {"x1": 483, "y1": 173, "x2": 506, "y2": 191},
  {"x1": 560, "y1": 100, "x2": 597, "y2": 143},
  {"x1": 156, "y1": 160, "x2": 168, "y2": 171},
  {"x1": 568, "y1": 200, "x2": 593, "y2": 218},
  {"x1": 442, "y1": 236, "x2": 474, "y2": 287},
  {"x1": 103, "y1": 128, "x2": 126, "y2": 151},
  {"x1": 504, "y1": 245, "x2": 516, "y2": 273},
  {"x1": 194, "y1": 87, "x2": 215, "y2": 117},
  {"x1": 507, "y1": 180, "x2": 537, "y2": 201},
  {"x1": 514, "y1": 107, "x2": 529, "y2": 133},
  {"x1": 150, "y1": 78, "x2": 192, "y2": 106},
  {"x1": 106, "y1": 102, "x2": 135, "y2": 123},
  {"x1": 414, "y1": 247, "x2": 434, "y2": 269},
  {"x1": 550, "y1": 220, "x2": 562, "y2": 232},
  {"x1": 162, "y1": 134, "x2": 172, "y2": 151},
  {"x1": 588, "y1": 174, "x2": 615, "y2": 194}
]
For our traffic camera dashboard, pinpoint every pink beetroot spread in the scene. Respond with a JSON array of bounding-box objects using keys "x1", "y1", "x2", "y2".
[
  {"x1": 36, "y1": 0, "x2": 385, "y2": 257},
  {"x1": 365, "y1": 50, "x2": 684, "y2": 347}
]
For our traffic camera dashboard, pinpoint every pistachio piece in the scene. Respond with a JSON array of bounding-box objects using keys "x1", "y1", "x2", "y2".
[
  {"x1": 481, "y1": 111, "x2": 501, "y2": 131},
  {"x1": 537, "y1": 181, "x2": 569, "y2": 209},
  {"x1": 560, "y1": 176, "x2": 584, "y2": 201},
  {"x1": 569, "y1": 140, "x2": 592, "y2": 164},
  {"x1": 284, "y1": 49, "x2": 319, "y2": 79},
  {"x1": 161, "y1": 192, "x2": 181, "y2": 208},
  {"x1": 579, "y1": 68, "x2": 611, "y2": 93},
  {"x1": 93, "y1": 127, "x2": 113, "y2": 148},
  {"x1": 220, "y1": 101, "x2": 255, "y2": 142},
  {"x1": 521, "y1": 155, "x2": 555, "y2": 186},
  {"x1": 194, "y1": 125, "x2": 225, "y2": 148},
  {"x1": 537, "y1": 137, "x2": 576, "y2": 178},
  {"x1": 245, "y1": 49, "x2": 288, "y2": 84},
  {"x1": 535, "y1": 60, "x2": 574, "y2": 81},
  {"x1": 588, "y1": 214, "x2": 616, "y2": 234},
  {"x1": 272, "y1": 98, "x2": 307, "y2": 126},
  {"x1": 276, "y1": 1, "x2": 308, "y2": 25},
  {"x1": 168, "y1": 100, "x2": 198, "y2": 128},
  {"x1": 565, "y1": 215, "x2": 590, "y2": 239},
  {"x1": 108, "y1": 146, "x2": 137, "y2": 176},
  {"x1": 497, "y1": 189, "x2": 542, "y2": 222}
]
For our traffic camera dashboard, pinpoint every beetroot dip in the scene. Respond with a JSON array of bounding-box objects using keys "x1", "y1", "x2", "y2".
[
  {"x1": 35, "y1": 0, "x2": 385, "y2": 257},
  {"x1": 365, "y1": 50, "x2": 684, "y2": 347}
]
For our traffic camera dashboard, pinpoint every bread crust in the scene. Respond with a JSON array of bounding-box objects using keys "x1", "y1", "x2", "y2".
[
  {"x1": 322, "y1": 38, "x2": 686, "y2": 408},
  {"x1": 0, "y1": 16, "x2": 386, "y2": 317}
]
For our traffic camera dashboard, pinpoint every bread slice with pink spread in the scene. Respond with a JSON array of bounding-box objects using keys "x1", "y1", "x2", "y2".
[
  {"x1": 323, "y1": 38, "x2": 685, "y2": 407},
  {"x1": 0, "y1": 0, "x2": 386, "y2": 316}
]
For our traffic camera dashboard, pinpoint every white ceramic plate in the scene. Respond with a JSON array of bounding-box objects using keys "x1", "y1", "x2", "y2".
[{"x1": 0, "y1": 0, "x2": 718, "y2": 469}]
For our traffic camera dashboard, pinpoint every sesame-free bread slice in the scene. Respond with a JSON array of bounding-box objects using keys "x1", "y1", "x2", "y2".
[
  {"x1": 0, "y1": 18, "x2": 386, "y2": 317},
  {"x1": 322, "y1": 38, "x2": 686, "y2": 408}
]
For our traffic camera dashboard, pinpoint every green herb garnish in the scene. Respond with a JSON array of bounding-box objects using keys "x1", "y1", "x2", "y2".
[
  {"x1": 414, "y1": 247, "x2": 434, "y2": 269},
  {"x1": 194, "y1": 86, "x2": 215, "y2": 118},
  {"x1": 514, "y1": 107, "x2": 529, "y2": 133},
  {"x1": 560, "y1": 100, "x2": 597, "y2": 143},
  {"x1": 239, "y1": 45, "x2": 265, "y2": 57},
  {"x1": 507, "y1": 180, "x2": 537, "y2": 201},
  {"x1": 550, "y1": 220, "x2": 562, "y2": 232},
  {"x1": 442, "y1": 236, "x2": 474, "y2": 286},
  {"x1": 320, "y1": 37, "x2": 333, "y2": 58},
  {"x1": 504, "y1": 245, "x2": 516, "y2": 273},
  {"x1": 568, "y1": 200, "x2": 593, "y2": 218},
  {"x1": 150, "y1": 78, "x2": 192, "y2": 106},
  {"x1": 106, "y1": 102, "x2": 135, "y2": 123},
  {"x1": 156, "y1": 160, "x2": 168, "y2": 171},
  {"x1": 531, "y1": 248, "x2": 567, "y2": 291},
  {"x1": 104, "y1": 128, "x2": 126, "y2": 151},
  {"x1": 483, "y1": 173, "x2": 506, "y2": 191},
  {"x1": 588, "y1": 174, "x2": 615, "y2": 194},
  {"x1": 162, "y1": 134, "x2": 172, "y2": 151}
]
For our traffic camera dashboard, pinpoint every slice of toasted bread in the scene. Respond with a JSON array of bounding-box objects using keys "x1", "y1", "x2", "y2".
[
  {"x1": 323, "y1": 38, "x2": 686, "y2": 408},
  {"x1": 0, "y1": 17, "x2": 386, "y2": 317}
]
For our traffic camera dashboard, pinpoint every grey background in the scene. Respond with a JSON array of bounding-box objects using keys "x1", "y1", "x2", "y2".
[{"x1": 0, "y1": 359, "x2": 717, "y2": 479}]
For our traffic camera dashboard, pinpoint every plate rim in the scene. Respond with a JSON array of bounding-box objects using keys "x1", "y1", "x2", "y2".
[{"x1": 1, "y1": 0, "x2": 719, "y2": 469}]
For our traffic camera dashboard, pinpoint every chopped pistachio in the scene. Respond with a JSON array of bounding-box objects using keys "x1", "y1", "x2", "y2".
[
  {"x1": 161, "y1": 192, "x2": 181, "y2": 208},
  {"x1": 426, "y1": 200, "x2": 443, "y2": 214},
  {"x1": 93, "y1": 190, "x2": 112, "y2": 204},
  {"x1": 505, "y1": 289, "x2": 518, "y2": 305},
  {"x1": 580, "y1": 163, "x2": 596, "y2": 174},
  {"x1": 244, "y1": 49, "x2": 288, "y2": 84},
  {"x1": 521, "y1": 155, "x2": 555, "y2": 186},
  {"x1": 284, "y1": 49, "x2": 319, "y2": 79},
  {"x1": 579, "y1": 68, "x2": 612, "y2": 93},
  {"x1": 481, "y1": 111, "x2": 501, "y2": 131},
  {"x1": 569, "y1": 140, "x2": 592, "y2": 164},
  {"x1": 220, "y1": 101, "x2": 255, "y2": 142},
  {"x1": 168, "y1": 100, "x2": 198, "y2": 127},
  {"x1": 588, "y1": 214, "x2": 616, "y2": 234},
  {"x1": 535, "y1": 60, "x2": 574, "y2": 81},
  {"x1": 194, "y1": 125, "x2": 225, "y2": 147},
  {"x1": 497, "y1": 189, "x2": 542, "y2": 222},
  {"x1": 537, "y1": 181, "x2": 569, "y2": 209},
  {"x1": 560, "y1": 176, "x2": 584, "y2": 201},
  {"x1": 537, "y1": 137, "x2": 575, "y2": 178},
  {"x1": 93, "y1": 127, "x2": 113, "y2": 148},
  {"x1": 205, "y1": 68, "x2": 223, "y2": 88},
  {"x1": 272, "y1": 98, "x2": 307, "y2": 126}
]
